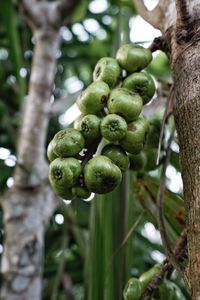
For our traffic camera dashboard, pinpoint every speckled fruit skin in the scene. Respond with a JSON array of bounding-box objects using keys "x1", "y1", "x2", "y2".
[
  {"x1": 93, "y1": 57, "x2": 121, "y2": 88},
  {"x1": 107, "y1": 88, "x2": 143, "y2": 122},
  {"x1": 47, "y1": 140, "x2": 58, "y2": 162},
  {"x1": 84, "y1": 155, "x2": 122, "y2": 194},
  {"x1": 122, "y1": 72, "x2": 155, "y2": 105},
  {"x1": 72, "y1": 185, "x2": 91, "y2": 199},
  {"x1": 123, "y1": 278, "x2": 142, "y2": 300},
  {"x1": 76, "y1": 114, "x2": 101, "y2": 141},
  {"x1": 116, "y1": 44, "x2": 152, "y2": 72},
  {"x1": 129, "y1": 151, "x2": 147, "y2": 171},
  {"x1": 102, "y1": 144, "x2": 129, "y2": 172},
  {"x1": 52, "y1": 128, "x2": 85, "y2": 157},
  {"x1": 120, "y1": 117, "x2": 149, "y2": 154},
  {"x1": 48, "y1": 157, "x2": 82, "y2": 199},
  {"x1": 76, "y1": 81, "x2": 110, "y2": 114},
  {"x1": 100, "y1": 114, "x2": 127, "y2": 142}
]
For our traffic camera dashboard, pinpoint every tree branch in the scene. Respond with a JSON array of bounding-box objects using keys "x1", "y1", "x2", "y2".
[
  {"x1": 133, "y1": 0, "x2": 165, "y2": 31},
  {"x1": 52, "y1": 0, "x2": 80, "y2": 26},
  {"x1": 156, "y1": 127, "x2": 188, "y2": 283}
]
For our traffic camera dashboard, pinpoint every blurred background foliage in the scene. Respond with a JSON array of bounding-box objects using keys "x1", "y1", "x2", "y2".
[{"x1": 0, "y1": 0, "x2": 189, "y2": 299}]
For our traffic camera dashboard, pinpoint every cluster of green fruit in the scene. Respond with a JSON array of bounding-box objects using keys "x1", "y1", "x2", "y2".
[
  {"x1": 47, "y1": 44, "x2": 156, "y2": 200},
  {"x1": 123, "y1": 264, "x2": 185, "y2": 300}
]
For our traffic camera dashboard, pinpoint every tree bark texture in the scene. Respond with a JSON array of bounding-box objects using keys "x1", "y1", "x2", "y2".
[
  {"x1": 0, "y1": 28, "x2": 60, "y2": 300},
  {"x1": 134, "y1": 0, "x2": 200, "y2": 298}
]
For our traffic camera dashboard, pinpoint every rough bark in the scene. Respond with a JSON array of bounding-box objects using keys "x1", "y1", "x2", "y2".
[
  {"x1": 0, "y1": 0, "x2": 78, "y2": 299},
  {"x1": 134, "y1": 0, "x2": 200, "y2": 298}
]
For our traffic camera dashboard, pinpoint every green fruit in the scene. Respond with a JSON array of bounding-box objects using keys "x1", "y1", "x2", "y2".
[
  {"x1": 76, "y1": 114, "x2": 101, "y2": 141},
  {"x1": 122, "y1": 72, "x2": 155, "y2": 105},
  {"x1": 47, "y1": 140, "x2": 58, "y2": 162},
  {"x1": 120, "y1": 117, "x2": 149, "y2": 154},
  {"x1": 52, "y1": 128, "x2": 85, "y2": 157},
  {"x1": 129, "y1": 151, "x2": 147, "y2": 171},
  {"x1": 139, "y1": 264, "x2": 161, "y2": 292},
  {"x1": 116, "y1": 44, "x2": 152, "y2": 72},
  {"x1": 76, "y1": 81, "x2": 110, "y2": 114},
  {"x1": 107, "y1": 88, "x2": 143, "y2": 122},
  {"x1": 145, "y1": 116, "x2": 161, "y2": 149},
  {"x1": 100, "y1": 114, "x2": 127, "y2": 142},
  {"x1": 84, "y1": 155, "x2": 122, "y2": 194},
  {"x1": 123, "y1": 278, "x2": 142, "y2": 300},
  {"x1": 159, "y1": 279, "x2": 186, "y2": 300},
  {"x1": 145, "y1": 148, "x2": 158, "y2": 171},
  {"x1": 93, "y1": 57, "x2": 121, "y2": 88},
  {"x1": 72, "y1": 185, "x2": 91, "y2": 199},
  {"x1": 101, "y1": 144, "x2": 129, "y2": 172},
  {"x1": 49, "y1": 157, "x2": 81, "y2": 199}
]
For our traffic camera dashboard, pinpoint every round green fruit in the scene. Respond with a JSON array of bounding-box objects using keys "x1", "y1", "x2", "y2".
[
  {"x1": 139, "y1": 264, "x2": 161, "y2": 292},
  {"x1": 123, "y1": 278, "x2": 142, "y2": 300},
  {"x1": 49, "y1": 157, "x2": 81, "y2": 199},
  {"x1": 122, "y1": 72, "x2": 155, "y2": 105},
  {"x1": 93, "y1": 57, "x2": 121, "y2": 88},
  {"x1": 100, "y1": 114, "x2": 127, "y2": 142},
  {"x1": 77, "y1": 114, "x2": 101, "y2": 141},
  {"x1": 73, "y1": 114, "x2": 85, "y2": 130},
  {"x1": 145, "y1": 148, "x2": 158, "y2": 171},
  {"x1": 116, "y1": 44, "x2": 152, "y2": 72},
  {"x1": 145, "y1": 116, "x2": 161, "y2": 149},
  {"x1": 76, "y1": 81, "x2": 110, "y2": 114},
  {"x1": 107, "y1": 88, "x2": 143, "y2": 122},
  {"x1": 52, "y1": 128, "x2": 85, "y2": 157},
  {"x1": 72, "y1": 185, "x2": 91, "y2": 199},
  {"x1": 129, "y1": 151, "x2": 147, "y2": 171},
  {"x1": 84, "y1": 155, "x2": 122, "y2": 194},
  {"x1": 120, "y1": 117, "x2": 149, "y2": 154},
  {"x1": 47, "y1": 140, "x2": 58, "y2": 162},
  {"x1": 101, "y1": 144, "x2": 129, "y2": 172}
]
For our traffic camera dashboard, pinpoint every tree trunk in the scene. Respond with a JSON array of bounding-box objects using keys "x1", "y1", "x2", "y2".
[
  {"x1": 134, "y1": 0, "x2": 200, "y2": 298},
  {"x1": 0, "y1": 28, "x2": 60, "y2": 300},
  {"x1": 173, "y1": 42, "x2": 200, "y2": 299}
]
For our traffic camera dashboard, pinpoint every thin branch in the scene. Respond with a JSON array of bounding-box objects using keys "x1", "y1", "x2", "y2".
[
  {"x1": 156, "y1": 127, "x2": 188, "y2": 282},
  {"x1": 140, "y1": 230, "x2": 187, "y2": 300},
  {"x1": 19, "y1": 0, "x2": 45, "y2": 28},
  {"x1": 133, "y1": 0, "x2": 165, "y2": 31},
  {"x1": 156, "y1": 85, "x2": 174, "y2": 165},
  {"x1": 53, "y1": 0, "x2": 80, "y2": 26}
]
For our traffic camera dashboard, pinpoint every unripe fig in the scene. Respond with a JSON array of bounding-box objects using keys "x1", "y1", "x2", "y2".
[
  {"x1": 145, "y1": 116, "x2": 161, "y2": 149},
  {"x1": 72, "y1": 185, "x2": 91, "y2": 199},
  {"x1": 52, "y1": 128, "x2": 85, "y2": 157},
  {"x1": 47, "y1": 140, "x2": 58, "y2": 162},
  {"x1": 139, "y1": 264, "x2": 161, "y2": 292},
  {"x1": 116, "y1": 44, "x2": 152, "y2": 72},
  {"x1": 100, "y1": 114, "x2": 127, "y2": 142},
  {"x1": 107, "y1": 88, "x2": 143, "y2": 122},
  {"x1": 159, "y1": 279, "x2": 186, "y2": 300},
  {"x1": 129, "y1": 151, "x2": 147, "y2": 171},
  {"x1": 93, "y1": 57, "x2": 121, "y2": 88},
  {"x1": 76, "y1": 81, "x2": 110, "y2": 114},
  {"x1": 145, "y1": 148, "x2": 158, "y2": 171},
  {"x1": 84, "y1": 155, "x2": 122, "y2": 194},
  {"x1": 123, "y1": 278, "x2": 142, "y2": 300},
  {"x1": 120, "y1": 117, "x2": 149, "y2": 154},
  {"x1": 122, "y1": 72, "x2": 155, "y2": 105},
  {"x1": 49, "y1": 157, "x2": 81, "y2": 199},
  {"x1": 75, "y1": 114, "x2": 101, "y2": 141},
  {"x1": 101, "y1": 144, "x2": 129, "y2": 172}
]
